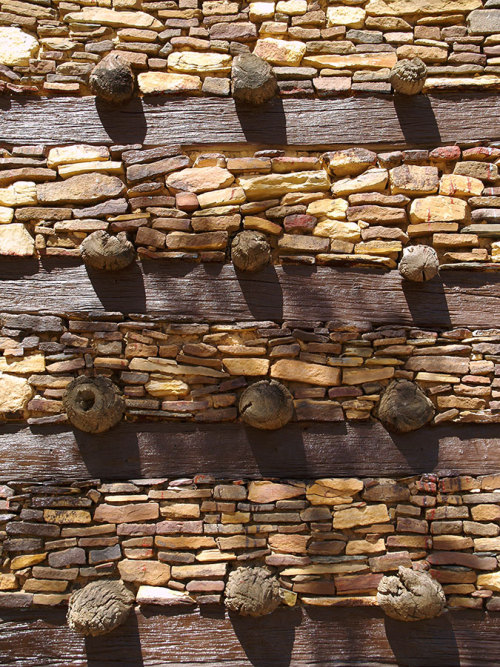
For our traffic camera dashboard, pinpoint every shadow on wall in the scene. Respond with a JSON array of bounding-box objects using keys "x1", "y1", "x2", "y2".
[
  {"x1": 85, "y1": 611, "x2": 144, "y2": 667},
  {"x1": 229, "y1": 607, "x2": 302, "y2": 667},
  {"x1": 393, "y1": 95, "x2": 441, "y2": 145},
  {"x1": 385, "y1": 613, "x2": 460, "y2": 667},
  {"x1": 234, "y1": 96, "x2": 288, "y2": 145},
  {"x1": 95, "y1": 97, "x2": 148, "y2": 145}
]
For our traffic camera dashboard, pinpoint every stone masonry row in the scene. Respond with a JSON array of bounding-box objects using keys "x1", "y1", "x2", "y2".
[
  {"x1": 2, "y1": 474, "x2": 500, "y2": 612},
  {"x1": 1, "y1": 0, "x2": 500, "y2": 97},
  {"x1": 1, "y1": 142, "x2": 500, "y2": 269},
  {"x1": 0, "y1": 313, "x2": 499, "y2": 425}
]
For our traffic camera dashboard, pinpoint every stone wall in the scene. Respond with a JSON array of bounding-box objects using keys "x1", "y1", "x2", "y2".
[
  {"x1": 0, "y1": 0, "x2": 499, "y2": 97},
  {"x1": 0, "y1": 314, "x2": 499, "y2": 426},
  {"x1": 1, "y1": 142, "x2": 500, "y2": 267},
  {"x1": 1, "y1": 475, "x2": 500, "y2": 612}
]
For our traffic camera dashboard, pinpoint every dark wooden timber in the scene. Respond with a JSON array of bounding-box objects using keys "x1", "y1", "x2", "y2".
[
  {"x1": 1, "y1": 422, "x2": 499, "y2": 481},
  {"x1": 1, "y1": 260, "x2": 499, "y2": 328},
  {"x1": 0, "y1": 607, "x2": 498, "y2": 666},
  {"x1": 1, "y1": 93, "x2": 500, "y2": 146}
]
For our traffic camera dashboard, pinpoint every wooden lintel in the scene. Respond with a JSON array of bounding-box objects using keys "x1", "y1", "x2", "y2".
[
  {"x1": 0, "y1": 607, "x2": 498, "y2": 666},
  {"x1": 1, "y1": 93, "x2": 500, "y2": 146},
  {"x1": 0, "y1": 261, "x2": 499, "y2": 328},
  {"x1": 0, "y1": 421, "x2": 499, "y2": 481}
]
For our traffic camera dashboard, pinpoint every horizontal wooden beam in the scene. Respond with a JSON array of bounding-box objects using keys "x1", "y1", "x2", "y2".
[
  {"x1": 1, "y1": 421, "x2": 499, "y2": 481},
  {"x1": 1, "y1": 93, "x2": 500, "y2": 147},
  {"x1": 1, "y1": 261, "x2": 499, "y2": 328},
  {"x1": 0, "y1": 607, "x2": 498, "y2": 666}
]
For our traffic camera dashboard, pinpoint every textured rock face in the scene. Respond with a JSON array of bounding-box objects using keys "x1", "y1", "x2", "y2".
[
  {"x1": 377, "y1": 567, "x2": 446, "y2": 622},
  {"x1": 225, "y1": 567, "x2": 281, "y2": 617},
  {"x1": 378, "y1": 379, "x2": 434, "y2": 433},
  {"x1": 80, "y1": 230, "x2": 135, "y2": 271},
  {"x1": 0, "y1": 374, "x2": 33, "y2": 413},
  {"x1": 239, "y1": 380, "x2": 294, "y2": 430},
  {"x1": 63, "y1": 376, "x2": 125, "y2": 433},
  {"x1": 231, "y1": 230, "x2": 271, "y2": 272},
  {"x1": 67, "y1": 580, "x2": 134, "y2": 636},
  {"x1": 231, "y1": 53, "x2": 277, "y2": 105},
  {"x1": 390, "y1": 58, "x2": 427, "y2": 94},
  {"x1": 0, "y1": 27, "x2": 39, "y2": 67},
  {"x1": 89, "y1": 53, "x2": 135, "y2": 105},
  {"x1": 398, "y1": 245, "x2": 439, "y2": 282}
]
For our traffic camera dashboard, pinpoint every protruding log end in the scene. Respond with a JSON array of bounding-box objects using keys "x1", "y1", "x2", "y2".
[
  {"x1": 398, "y1": 245, "x2": 439, "y2": 282},
  {"x1": 239, "y1": 380, "x2": 294, "y2": 430},
  {"x1": 67, "y1": 580, "x2": 134, "y2": 636},
  {"x1": 63, "y1": 375, "x2": 125, "y2": 434},
  {"x1": 225, "y1": 566, "x2": 281, "y2": 617},
  {"x1": 390, "y1": 58, "x2": 427, "y2": 95},
  {"x1": 231, "y1": 230, "x2": 271, "y2": 272},
  {"x1": 378, "y1": 379, "x2": 434, "y2": 433},
  {"x1": 377, "y1": 567, "x2": 446, "y2": 622},
  {"x1": 80, "y1": 230, "x2": 135, "y2": 271},
  {"x1": 231, "y1": 53, "x2": 277, "y2": 106},
  {"x1": 89, "y1": 53, "x2": 135, "y2": 105}
]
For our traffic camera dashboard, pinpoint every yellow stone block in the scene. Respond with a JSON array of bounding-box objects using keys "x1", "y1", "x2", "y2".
[
  {"x1": 47, "y1": 145, "x2": 109, "y2": 169},
  {"x1": 365, "y1": 0, "x2": 481, "y2": 17},
  {"x1": 145, "y1": 379, "x2": 189, "y2": 398},
  {"x1": 0, "y1": 353, "x2": 45, "y2": 374},
  {"x1": 138, "y1": 71, "x2": 202, "y2": 94},
  {"x1": 327, "y1": 6, "x2": 366, "y2": 28},
  {"x1": 254, "y1": 37, "x2": 306, "y2": 66},
  {"x1": 306, "y1": 478, "x2": 363, "y2": 505},
  {"x1": 342, "y1": 366, "x2": 394, "y2": 385},
  {"x1": 409, "y1": 195, "x2": 468, "y2": 223},
  {"x1": 0, "y1": 207, "x2": 14, "y2": 224},
  {"x1": 0, "y1": 27, "x2": 39, "y2": 66},
  {"x1": 439, "y1": 174, "x2": 484, "y2": 197},
  {"x1": 65, "y1": 7, "x2": 163, "y2": 29},
  {"x1": 58, "y1": 161, "x2": 124, "y2": 179},
  {"x1": 43, "y1": 509, "x2": 92, "y2": 524},
  {"x1": 223, "y1": 358, "x2": 270, "y2": 375},
  {"x1": 271, "y1": 359, "x2": 341, "y2": 386},
  {"x1": 198, "y1": 186, "x2": 246, "y2": 209},
  {"x1": 11, "y1": 553, "x2": 47, "y2": 570},
  {"x1": 239, "y1": 171, "x2": 330, "y2": 200},
  {"x1": 333, "y1": 504, "x2": 390, "y2": 529},
  {"x1": 313, "y1": 220, "x2": 361, "y2": 242},
  {"x1": 303, "y1": 53, "x2": 397, "y2": 70},
  {"x1": 168, "y1": 51, "x2": 232, "y2": 74},
  {"x1": 332, "y1": 169, "x2": 388, "y2": 196},
  {"x1": 0, "y1": 182, "x2": 37, "y2": 207},
  {"x1": 307, "y1": 198, "x2": 347, "y2": 219},
  {"x1": 243, "y1": 216, "x2": 282, "y2": 235}
]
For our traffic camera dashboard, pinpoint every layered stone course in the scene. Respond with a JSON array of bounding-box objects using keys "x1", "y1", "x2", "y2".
[
  {"x1": 1, "y1": 143, "x2": 500, "y2": 269},
  {"x1": 2, "y1": 475, "x2": 500, "y2": 612},
  {"x1": 1, "y1": 0, "x2": 500, "y2": 97},
  {"x1": 0, "y1": 314, "x2": 499, "y2": 426}
]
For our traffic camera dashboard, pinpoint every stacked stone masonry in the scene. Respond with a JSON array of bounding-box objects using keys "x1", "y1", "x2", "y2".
[
  {"x1": 1, "y1": 142, "x2": 500, "y2": 269},
  {"x1": 0, "y1": 314, "x2": 499, "y2": 426},
  {"x1": 2, "y1": 0, "x2": 500, "y2": 97},
  {"x1": 2, "y1": 475, "x2": 500, "y2": 612}
]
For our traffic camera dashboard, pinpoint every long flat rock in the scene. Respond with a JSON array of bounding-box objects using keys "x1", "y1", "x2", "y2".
[
  {"x1": 1, "y1": 421, "x2": 499, "y2": 481},
  {"x1": 0, "y1": 261, "x2": 499, "y2": 328},
  {"x1": 1, "y1": 93, "x2": 500, "y2": 146}
]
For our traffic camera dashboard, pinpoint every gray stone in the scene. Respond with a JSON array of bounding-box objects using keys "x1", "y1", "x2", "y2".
[
  {"x1": 89, "y1": 53, "x2": 135, "y2": 105},
  {"x1": 67, "y1": 580, "x2": 134, "y2": 636},
  {"x1": 231, "y1": 53, "x2": 277, "y2": 106},
  {"x1": 63, "y1": 376, "x2": 125, "y2": 434},
  {"x1": 377, "y1": 567, "x2": 445, "y2": 622},
  {"x1": 468, "y1": 9, "x2": 500, "y2": 34},
  {"x1": 225, "y1": 566, "x2": 281, "y2": 617},
  {"x1": 378, "y1": 379, "x2": 434, "y2": 433}
]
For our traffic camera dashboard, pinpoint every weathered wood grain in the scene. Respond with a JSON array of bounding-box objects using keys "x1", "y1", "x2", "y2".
[
  {"x1": 1, "y1": 93, "x2": 500, "y2": 146},
  {"x1": 1, "y1": 260, "x2": 499, "y2": 328},
  {"x1": 0, "y1": 607, "x2": 497, "y2": 666},
  {"x1": 1, "y1": 422, "x2": 499, "y2": 481}
]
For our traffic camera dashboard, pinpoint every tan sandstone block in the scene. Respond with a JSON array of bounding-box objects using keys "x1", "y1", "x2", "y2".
[{"x1": 271, "y1": 359, "x2": 341, "y2": 386}]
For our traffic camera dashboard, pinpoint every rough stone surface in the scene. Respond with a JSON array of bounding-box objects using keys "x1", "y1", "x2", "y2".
[
  {"x1": 67, "y1": 580, "x2": 134, "y2": 636},
  {"x1": 390, "y1": 58, "x2": 427, "y2": 95},
  {"x1": 37, "y1": 174, "x2": 126, "y2": 205},
  {"x1": 398, "y1": 245, "x2": 439, "y2": 282},
  {"x1": 239, "y1": 380, "x2": 294, "y2": 430},
  {"x1": 231, "y1": 53, "x2": 277, "y2": 106},
  {"x1": 0, "y1": 224, "x2": 34, "y2": 256},
  {"x1": 0, "y1": 28, "x2": 38, "y2": 67},
  {"x1": 225, "y1": 566, "x2": 281, "y2": 617},
  {"x1": 378, "y1": 379, "x2": 434, "y2": 433},
  {"x1": 377, "y1": 567, "x2": 446, "y2": 622},
  {"x1": 0, "y1": 374, "x2": 33, "y2": 413},
  {"x1": 63, "y1": 376, "x2": 125, "y2": 434},
  {"x1": 89, "y1": 53, "x2": 135, "y2": 105},
  {"x1": 80, "y1": 231, "x2": 135, "y2": 271},
  {"x1": 231, "y1": 230, "x2": 271, "y2": 272}
]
